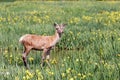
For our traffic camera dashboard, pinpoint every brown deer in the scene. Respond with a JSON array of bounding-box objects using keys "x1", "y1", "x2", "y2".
[{"x1": 19, "y1": 23, "x2": 66, "y2": 69}]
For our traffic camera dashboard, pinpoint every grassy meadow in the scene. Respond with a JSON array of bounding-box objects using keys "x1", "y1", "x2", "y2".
[{"x1": 0, "y1": 1, "x2": 120, "y2": 80}]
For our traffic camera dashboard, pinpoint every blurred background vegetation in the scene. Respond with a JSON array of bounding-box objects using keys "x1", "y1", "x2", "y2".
[
  {"x1": 0, "y1": 1, "x2": 120, "y2": 80},
  {"x1": 0, "y1": 0, "x2": 120, "y2": 2}
]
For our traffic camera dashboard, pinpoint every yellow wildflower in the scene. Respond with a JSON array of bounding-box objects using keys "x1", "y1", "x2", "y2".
[
  {"x1": 66, "y1": 68, "x2": 71, "y2": 74},
  {"x1": 29, "y1": 57, "x2": 34, "y2": 62},
  {"x1": 69, "y1": 78, "x2": 74, "y2": 80},
  {"x1": 82, "y1": 74, "x2": 86, "y2": 79},
  {"x1": 76, "y1": 59, "x2": 79, "y2": 62},
  {"x1": 82, "y1": 15, "x2": 92, "y2": 21},
  {"x1": 69, "y1": 31, "x2": 73, "y2": 34},
  {"x1": 51, "y1": 58, "x2": 57, "y2": 64},
  {"x1": 36, "y1": 69, "x2": 43, "y2": 80},
  {"x1": 10, "y1": 54, "x2": 12, "y2": 58},
  {"x1": 118, "y1": 38, "x2": 120, "y2": 41},
  {"x1": 61, "y1": 73, "x2": 66, "y2": 78},
  {"x1": 62, "y1": 64, "x2": 64, "y2": 67},
  {"x1": 77, "y1": 73, "x2": 81, "y2": 77},
  {"x1": 117, "y1": 54, "x2": 120, "y2": 57},
  {"x1": 48, "y1": 71, "x2": 54, "y2": 76}
]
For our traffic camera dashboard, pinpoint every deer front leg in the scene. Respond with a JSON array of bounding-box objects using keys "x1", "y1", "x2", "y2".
[
  {"x1": 46, "y1": 49, "x2": 51, "y2": 68},
  {"x1": 41, "y1": 49, "x2": 47, "y2": 66},
  {"x1": 41, "y1": 48, "x2": 51, "y2": 67},
  {"x1": 46, "y1": 48, "x2": 51, "y2": 61}
]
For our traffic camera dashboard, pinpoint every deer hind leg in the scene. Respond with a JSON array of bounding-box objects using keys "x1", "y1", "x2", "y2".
[{"x1": 22, "y1": 46, "x2": 31, "y2": 69}]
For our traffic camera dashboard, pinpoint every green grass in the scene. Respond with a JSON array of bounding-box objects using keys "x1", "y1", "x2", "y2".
[{"x1": 0, "y1": 1, "x2": 120, "y2": 80}]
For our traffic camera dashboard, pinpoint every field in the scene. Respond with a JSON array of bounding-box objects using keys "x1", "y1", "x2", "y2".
[{"x1": 0, "y1": 1, "x2": 120, "y2": 80}]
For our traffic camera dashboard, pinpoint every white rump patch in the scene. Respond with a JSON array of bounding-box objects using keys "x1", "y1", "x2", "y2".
[{"x1": 19, "y1": 34, "x2": 29, "y2": 43}]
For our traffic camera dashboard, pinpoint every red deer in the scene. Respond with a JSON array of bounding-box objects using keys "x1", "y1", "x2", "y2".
[{"x1": 19, "y1": 23, "x2": 66, "y2": 69}]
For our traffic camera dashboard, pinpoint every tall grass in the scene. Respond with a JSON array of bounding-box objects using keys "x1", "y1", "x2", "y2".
[{"x1": 0, "y1": 1, "x2": 120, "y2": 80}]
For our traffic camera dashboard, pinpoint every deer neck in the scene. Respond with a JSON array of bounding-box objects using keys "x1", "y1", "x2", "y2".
[
  {"x1": 55, "y1": 30, "x2": 62, "y2": 38},
  {"x1": 54, "y1": 30, "x2": 61, "y2": 41},
  {"x1": 50, "y1": 30, "x2": 61, "y2": 47}
]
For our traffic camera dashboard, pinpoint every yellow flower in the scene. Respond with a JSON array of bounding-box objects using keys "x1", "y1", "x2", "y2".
[
  {"x1": 64, "y1": 59, "x2": 66, "y2": 62},
  {"x1": 4, "y1": 49, "x2": 8, "y2": 53},
  {"x1": 61, "y1": 73, "x2": 66, "y2": 78},
  {"x1": 45, "y1": 15, "x2": 49, "y2": 19},
  {"x1": 87, "y1": 73, "x2": 93, "y2": 76},
  {"x1": 62, "y1": 64, "x2": 64, "y2": 67},
  {"x1": 69, "y1": 78, "x2": 74, "y2": 80},
  {"x1": 26, "y1": 75, "x2": 30, "y2": 80},
  {"x1": 48, "y1": 71, "x2": 54, "y2": 76},
  {"x1": 117, "y1": 54, "x2": 120, "y2": 57},
  {"x1": 77, "y1": 73, "x2": 81, "y2": 77},
  {"x1": 25, "y1": 70, "x2": 34, "y2": 78},
  {"x1": 74, "y1": 76, "x2": 77, "y2": 79},
  {"x1": 76, "y1": 59, "x2": 79, "y2": 62},
  {"x1": 82, "y1": 74, "x2": 86, "y2": 79},
  {"x1": 51, "y1": 58, "x2": 57, "y2": 64},
  {"x1": 77, "y1": 32, "x2": 80, "y2": 36},
  {"x1": 23, "y1": 76, "x2": 25, "y2": 80},
  {"x1": 118, "y1": 38, "x2": 120, "y2": 41},
  {"x1": 69, "y1": 31, "x2": 73, "y2": 34},
  {"x1": 67, "y1": 56, "x2": 70, "y2": 59},
  {"x1": 36, "y1": 69, "x2": 43, "y2": 80},
  {"x1": 73, "y1": 17, "x2": 80, "y2": 24},
  {"x1": 15, "y1": 76, "x2": 19, "y2": 80},
  {"x1": 10, "y1": 54, "x2": 12, "y2": 58},
  {"x1": 29, "y1": 57, "x2": 34, "y2": 62},
  {"x1": 70, "y1": 20, "x2": 73, "y2": 24},
  {"x1": 66, "y1": 68, "x2": 71, "y2": 74},
  {"x1": 51, "y1": 72, "x2": 54, "y2": 75},
  {"x1": 69, "y1": 17, "x2": 80, "y2": 24},
  {"x1": 82, "y1": 15, "x2": 92, "y2": 21}
]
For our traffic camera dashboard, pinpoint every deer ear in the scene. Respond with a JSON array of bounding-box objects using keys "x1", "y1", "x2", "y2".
[
  {"x1": 54, "y1": 22, "x2": 58, "y2": 27},
  {"x1": 63, "y1": 24, "x2": 67, "y2": 27}
]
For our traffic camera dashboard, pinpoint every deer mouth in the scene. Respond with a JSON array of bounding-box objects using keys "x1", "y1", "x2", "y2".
[{"x1": 58, "y1": 33, "x2": 63, "y2": 37}]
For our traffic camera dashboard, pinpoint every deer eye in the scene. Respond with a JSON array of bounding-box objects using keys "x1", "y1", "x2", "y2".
[{"x1": 55, "y1": 26, "x2": 59, "y2": 29}]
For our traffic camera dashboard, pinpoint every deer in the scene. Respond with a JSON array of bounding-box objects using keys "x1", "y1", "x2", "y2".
[{"x1": 19, "y1": 23, "x2": 66, "y2": 69}]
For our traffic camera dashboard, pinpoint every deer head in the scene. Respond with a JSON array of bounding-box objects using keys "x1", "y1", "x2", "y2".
[{"x1": 54, "y1": 23, "x2": 66, "y2": 37}]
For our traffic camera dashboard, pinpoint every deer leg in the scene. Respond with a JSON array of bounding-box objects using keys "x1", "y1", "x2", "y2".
[
  {"x1": 41, "y1": 49, "x2": 47, "y2": 66},
  {"x1": 46, "y1": 49, "x2": 51, "y2": 68},
  {"x1": 22, "y1": 47, "x2": 31, "y2": 69},
  {"x1": 46, "y1": 49, "x2": 51, "y2": 61}
]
